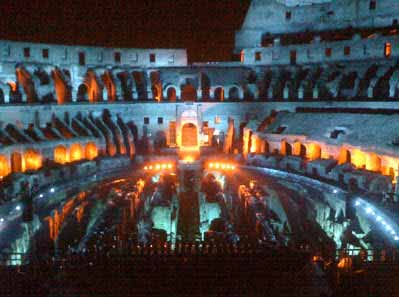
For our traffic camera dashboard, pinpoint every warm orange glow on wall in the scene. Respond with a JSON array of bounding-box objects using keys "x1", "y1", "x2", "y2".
[
  {"x1": 208, "y1": 162, "x2": 236, "y2": 171},
  {"x1": 85, "y1": 142, "x2": 98, "y2": 160},
  {"x1": 280, "y1": 140, "x2": 292, "y2": 156},
  {"x1": 385, "y1": 42, "x2": 392, "y2": 57},
  {"x1": 338, "y1": 148, "x2": 351, "y2": 165},
  {"x1": 366, "y1": 153, "x2": 382, "y2": 172},
  {"x1": 54, "y1": 145, "x2": 69, "y2": 164},
  {"x1": 351, "y1": 149, "x2": 366, "y2": 168},
  {"x1": 0, "y1": 155, "x2": 10, "y2": 178},
  {"x1": 250, "y1": 136, "x2": 258, "y2": 153},
  {"x1": 8, "y1": 81, "x2": 17, "y2": 92},
  {"x1": 70, "y1": 143, "x2": 84, "y2": 162},
  {"x1": 308, "y1": 143, "x2": 322, "y2": 160},
  {"x1": 24, "y1": 150, "x2": 42, "y2": 171}
]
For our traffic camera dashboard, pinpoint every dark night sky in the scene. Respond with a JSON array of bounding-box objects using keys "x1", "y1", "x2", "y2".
[{"x1": 0, "y1": 0, "x2": 250, "y2": 63}]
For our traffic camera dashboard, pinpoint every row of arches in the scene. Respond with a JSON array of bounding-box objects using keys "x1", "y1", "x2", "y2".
[
  {"x1": 277, "y1": 140, "x2": 396, "y2": 180},
  {"x1": 0, "y1": 142, "x2": 98, "y2": 179}
]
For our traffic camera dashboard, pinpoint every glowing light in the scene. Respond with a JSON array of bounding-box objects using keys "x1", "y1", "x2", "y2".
[
  {"x1": 149, "y1": 165, "x2": 153, "y2": 170},
  {"x1": 355, "y1": 200, "x2": 361, "y2": 206},
  {"x1": 50, "y1": 188, "x2": 55, "y2": 193},
  {"x1": 395, "y1": 236, "x2": 399, "y2": 241},
  {"x1": 209, "y1": 163, "x2": 214, "y2": 168},
  {"x1": 161, "y1": 164, "x2": 166, "y2": 169},
  {"x1": 215, "y1": 163, "x2": 220, "y2": 169},
  {"x1": 155, "y1": 164, "x2": 161, "y2": 170},
  {"x1": 333, "y1": 189, "x2": 338, "y2": 194},
  {"x1": 365, "y1": 207, "x2": 373, "y2": 214},
  {"x1": 144, "y1": 166, "x2": 148, "y2": 170},
  {"x1": 15, "y1": 205, "x2": 21, "y2": 211},
  {"x1": 0, "y1": 218, "x2": 4, "y2": 222},
  {"x1": 376, "y1": 216, "x2": 382, "y2": 222},
  {"x1": 167, "y1": 164, "x2": 173, "y2": 169}
]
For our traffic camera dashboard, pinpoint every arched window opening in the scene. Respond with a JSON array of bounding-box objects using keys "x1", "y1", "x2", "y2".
[
  {"x1": 338, "y1": 148, "x2": 351, "y2": 165},
  {"x1": 166, "y1": 87, "x2": 177, "y2": 101},
  {"x1": 214, "y1": 87, "x2": 224, "y2": 101},
  {"x1": 228, "y1": 87, "x2": 240, "y2": 100},
  {"x1": 77, "y1": 84, "x2": 88, "y2": 102},
  {"x1": 281, "y1": 140, "x2": 292, "y2": 156},
  {"x1": 85, "y1": 142, "x2": 98, "y2": 160},
  {"x1": 308, "y1": 143, "x2": 321, "y2": 160},
  {"x1": 24, "y1": 150, "x2": 42, "y2": 171},
  {"x1": 181, "y1": 123, "x2": 198, "y2": 147},
  {"x1": 293, "y1": 142, "x2": 307, "y2": 158},
  {"x1": 70, "y1": 144, "x2": 84, "y2": 162},
  {"x1": 11, "y1": 152, "x2": 23, "y2": 173},
  {"x1": 0, "y1": 155, "x2": 10, "y2": 178},
  {"x1": 54, "y1": 145, "x2": 68, "y2": 164}
]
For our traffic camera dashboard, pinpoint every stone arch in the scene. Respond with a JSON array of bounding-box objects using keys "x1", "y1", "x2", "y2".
[
  {"x1": 54, "y1": 145, "x2": 68, "y2": 164},
  {"x1": 24, "y1": 149, "x2": 42, "y2": 171},
  {"x1": 166, "y1": 86, "x2": 177, "y2": 101},
  {"x1": 11, "y1": 152, "x2": 23, "y2": 173},
  {"x1": 293, "y1": 141, "x2": 307, "y2": 158},
  {"x1": 84, "y1": 70, "x2": 103, "y2": 102},
  {"x1": 212, "y1": 86, "x2": 224, "y2": 101},
  {"x1": 280, "y1": 140, "x2": 292, "y2": 156},
  {"x1": 70, "y1": 143, "x2": 84, "y2": 162},
  {"x1": 132, "y1": 71, "x2": 147, "y2": 100},
  {"x1": 77, "y1": 84, "x2": 89, "y2": 102},
  {"x1": 338, "y1": 147, "x2": 351, "y2": 165},
  {"x1": 0, "y1": 154, "x2": 10, "y2": 178},
  {"x1": 308, "y1": 143, "x2": 321, "y2": 160},
  {"x1": 85, "y1": 142, "x2": 98, "y2": 160},
  {"x1": 181, "y1": 83, "x2": 197, "y2": 101},
  {"x1": 52, "y1": 68, "x2": 71, "y2": 104},
  {"x1": 181, "y1": 123, "x2": 198, "y2": 147},
  {"x1": 227, "y1": 85, "x2": 242, "y2": 100},
  {"x1": 102, "y1": 71, "x2": 117, "y2": 102},
  {"x1": 351, "y1": 149, "x2": 366, "y2": 169},
  {"x1": 16, "y1": 66, "x2": 37, "y2": 103}
]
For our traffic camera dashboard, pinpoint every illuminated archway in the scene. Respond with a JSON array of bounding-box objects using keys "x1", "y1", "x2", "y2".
[
  {"x1": 11, "y1": 152, "x2": 23, "y2": 173},
  {"x1": 308, "y1": 143, "x2": 321, "y2": 160},
  {"x1": 166, "y1": 87, "x2": 177, "y2": 101},
  {"x1": 367, "y1": 153, "x2": 381, "y2": 172},
  {"x1": 85, "y1": 142, "x2": 98, "y2": 160},
  {"x1": 77, "y1": 84, "x2": 89, "y2": 102},
  {"x1": 70, "y1": 143, "x2": 84, "y2": 162},
  {"x1": 54, "y1": 145, "x2": 68, "y2": 164},
  {"x1": 24, "y1": 149, "x2": 42, "y2": 171},
  {"x1": 351, "y1": 149, "x2": 366, "y2": 169},
  {"x1": 181, "y1": 123, "x2": 198, "y2": 147},
  {"x1": 0, "y1": 155, "x2": 10, "y2": 178},
  {"x1": 280, "y1": 140, "x2": 292, "y2": 156},
  {"x1": 181, "y1": 84, "x2": 197, "y2": 101},
  {"x1": 214, "y1": 87, "x2": 224, "y2": 101},
  {"x1": 293, "y1": 142, "x2": 307, "y2": 158},
  {"x1": 338, "y1": 148, "x2": 351, "y2": 165}
]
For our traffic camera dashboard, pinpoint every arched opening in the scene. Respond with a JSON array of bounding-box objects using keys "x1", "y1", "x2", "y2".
[
  {"x1": 54, "y1": 145, "x2": 68, "y2": 164},
  {"x1": 181, "y1": 84, "x2": 197, "y2": 101},
  {"x1": 85, "y1": 71, "x2": 103, "y2": 102},
  {"x1": 280, "y1": 140, "x2": 292, "y2": 156},
  {"x1": 351, "y1": 149, "x2": 366, "y2": 169},
  {"x1": 77, "y1": 84, "x2": 89, "y2": 102},
  {"x1": 102, "y1": 71, "x2": 116, "y2": 102},
  {"x1": 16, "y1": 67, "x2": 38, "y2": 103},
  {"x1": 133, "y1": 71, "x2": 147, "y2": 100},
  {"x1": 0, "y1": 155, "x2": 10, "y2": 178},
  {"x1": 338, "y1": 148, "x2": 351, "y2": 165},
  {"x1": 228, "y1": 87, "x2": 240, "y2": 100},
  {"x1": 181, "y1": 123, "x2": 198, "y2": 147},
  {"x1": 264, "y1": 140, "x2": 270, "y2": 154},
  {"x1": 308, "y1": 143, "x2": 321, "y2": 160},
  {"x1": 70, "y1": 143, "x2": 84, "y2": 162},
  {"x1": 52, "y1": 69, "x2": 71, "y2": 104},
  {"x1": 166, "y1": 87, "x2": 177, "y2": 101},
  {"x1": 293, "y1": 142, "x2": 307, "y2": 158},
  {"x1": 11, "y1": 152, "x2": 23, "y2": 173},
  {"x1": 150, "y1": 71, "x2": 162, "y2": 101},
  {"x1": 0, "y1": 88, "x2": 4, "y2": 104},
  {"x1": 24, "y1": 149, "x2": 42, "y2": 171},
  {"x1": 367, "y1": 153, "x2": 381, "y2": 172},
  {"x1": 214, "y1": 87, "x2": 224, "y2": 101},
  {"x1": 85, "y1": 142, "x2": 98, "y2": 160}
]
